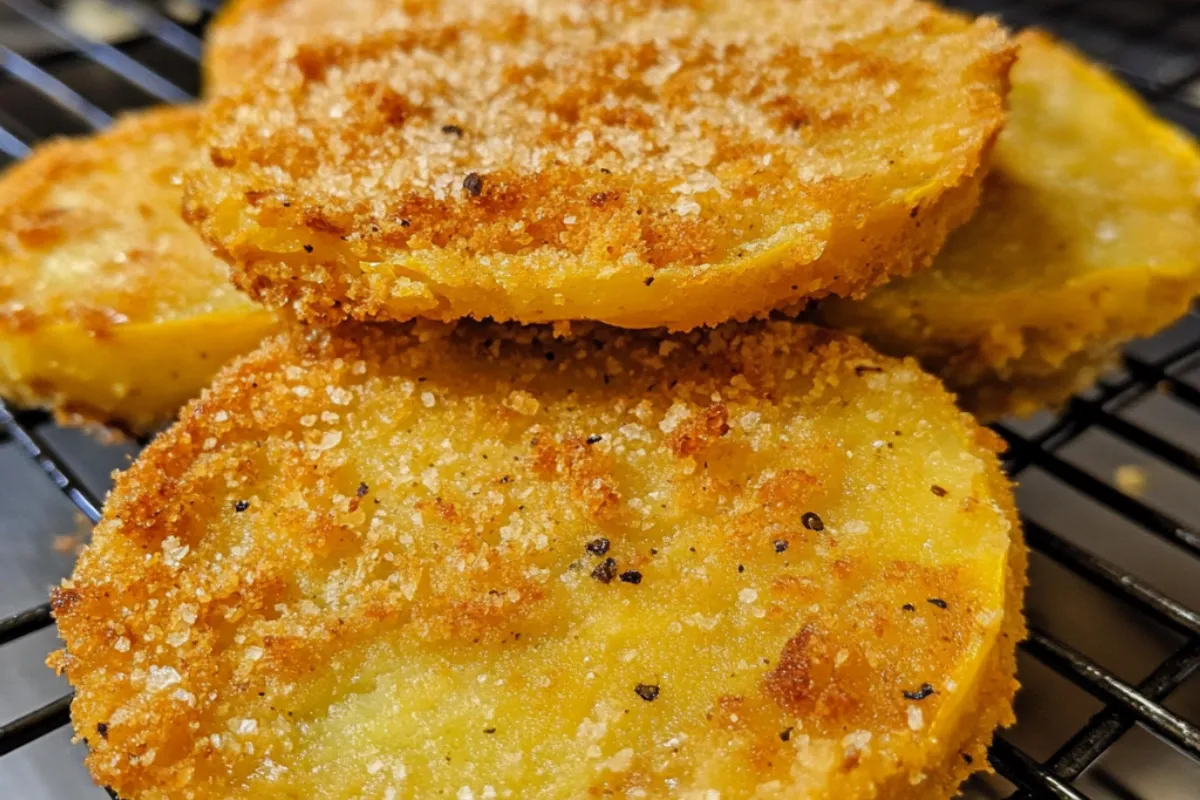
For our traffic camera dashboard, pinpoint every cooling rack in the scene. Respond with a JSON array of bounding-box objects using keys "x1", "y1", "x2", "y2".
[{"x1": 0, "y1": 1, "x2": 1199, "y2": 798}]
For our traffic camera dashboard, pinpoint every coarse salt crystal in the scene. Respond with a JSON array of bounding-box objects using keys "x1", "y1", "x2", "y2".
[
  {"x1": 907, "y1": 706, "x2": 924, "y2": 731},
  {"x1": 146, "y1": 665, "x2": 181, "y2": 692}
]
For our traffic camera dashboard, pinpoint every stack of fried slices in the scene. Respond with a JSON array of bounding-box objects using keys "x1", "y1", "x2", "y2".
[{"x1": 9, "y1": 2, "x2": 1195, "y2": 798}]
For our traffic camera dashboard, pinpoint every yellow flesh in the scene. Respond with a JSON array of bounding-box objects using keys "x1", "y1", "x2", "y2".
[
  {"x1": 54, "y1": 322, "x2": 1022, "y2": 799},
  {"x1": 819, "y1": 31, "x2": 1200, "y2": 415},
  {"x1": 0, "y1": 106, "x2": 276, "y2": 431}
]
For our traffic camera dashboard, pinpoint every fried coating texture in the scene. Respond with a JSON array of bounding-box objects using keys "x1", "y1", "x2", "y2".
[
  {"x1": 0, "y1": 106, "x2": 278, "y2": 433},
  {"x1": 818, "y1": 31, "x2": 1200, "y2": 420},
  {"x1": 187, "y1": 0, "x2": 1013, "y2": 329},
  {"x1": 52, "y1": 320, "x2": 1024, "y2": 800}
]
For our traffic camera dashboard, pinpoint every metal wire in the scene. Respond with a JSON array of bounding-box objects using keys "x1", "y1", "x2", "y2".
[{"x1": 0, "y1": 2, "x2": 1199, "y2": 799}]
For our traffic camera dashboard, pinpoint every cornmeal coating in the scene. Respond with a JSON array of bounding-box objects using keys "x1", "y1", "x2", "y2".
[
  {"x1": 0, "y1": 106, "x2": 277, "y2": 433},
  {"x1": 819, "y1": 31, "x2": 1200, "y2": 420},
  {"x1": 52, "y1": 320, "x2": 1024, "y2": 800},
  {"x1": 188, "y1": 0, "x2": 1013, "y2": 329}
]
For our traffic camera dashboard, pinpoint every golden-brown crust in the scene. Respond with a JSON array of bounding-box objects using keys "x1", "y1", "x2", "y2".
[
  {"x1": 0, "y1": 106, "x2": 278, "y2": 432},
  {"x1": 53, "y1": 320, "x2": 1023, "y2": 799},
  {"x1": 817, "y1": 31, "x2": 1200, "y2": 419},
  {"x1": 189, "y1": 0, "x2": 1013, "y2": 329},
  {"x1": 957, "y1": 345, "x2": 1120, "y2": 423}
]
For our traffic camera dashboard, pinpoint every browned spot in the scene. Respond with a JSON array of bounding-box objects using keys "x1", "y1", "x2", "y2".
[
  {"x1": 0, "y1": 307, "x2": 40, "y2": 333},
  {"x1": 668, "y1": 404, "x2": 729, "y2": 458},
  {"x1": 304, "y1": 212, "x2": 349, "y2": 236},
  {"x1": 50, "y1": 586, "x2": 81, "y2": 616},
  {"x1": 12, "y1": 208, "x2": 69, "y2": 248},
  {"x1": 763, "y1": 626, "x2": 863, "y2": 729},
  {"x1": 757, "y1": 469, "x2": 821, "y2": 509},
  {"x1": 378, "y1": 88, "x2": 415, "y2": 127},
  {"x1": 68, "y1": 307, "x2": 123, "y2": 339},
  {"x1": 417, "y1": 497, "x2": 459, "y2": 523},
  {"x1": 208, "y1": 148, "x2": 235, "y2": 168},
  {"x1": 533, "y1": 434, "x2": 621, "y2": 518},
  {"x1": 710, "y1": 695, "x2": 747, "y2": 730}
]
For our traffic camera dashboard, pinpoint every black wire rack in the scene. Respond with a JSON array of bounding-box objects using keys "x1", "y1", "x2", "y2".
[{"x1": 0, "y1": 1, "x2": 1199, "y2": 798}]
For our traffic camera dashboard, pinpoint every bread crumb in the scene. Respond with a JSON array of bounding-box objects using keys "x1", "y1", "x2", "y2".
[{"x1": 1114, "y1": 465, "x2": 1146, "y2": 497}]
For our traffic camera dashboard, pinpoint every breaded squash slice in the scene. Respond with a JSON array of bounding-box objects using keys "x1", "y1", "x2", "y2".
[
  {"x1": 819, "y1": 31, "x2": 1200, "y2": 420},
  {"x1": 52, "y1": 320, "x2": 1024, "y2": 800},
  {"x1": 187, "y1": 0, "x2": 1013, "y2": 329},
  {"x1": 0, "y1": 106, "x2": 277, "y2": 434}
]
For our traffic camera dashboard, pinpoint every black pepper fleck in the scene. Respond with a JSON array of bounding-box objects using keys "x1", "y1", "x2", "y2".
[
  {"x1": 927, "y1": 597, "x2": 948, "y2": 609},
  {"x1": 400, "y1": 218, "x2": 411, "y2": 227},
  {"x1": 737, "y1": 564, "x2": 744, "y2": 573},
  {"x1": 356, "y1": 483, "x2": 369, "y2": 497},
  {"x1": 442, "y1": 124, "x2": 464, "y2": 137},
  {"x1": 902, "y1": 603, "x2": 915, "y2": 612},
  {"x1": 591, "y1": 558, "x2": 617, "y2": 583},
  {"x1": 931, "y1": 485, "x2": 948, "y2": 497},
  {"x1": 644, "y1": 277, "x2": 654, "y2": 286},
  {"x1": 634, "y1": 683, "x2": 660, "y2": 701},
  {"x1": 903, "y1": 683, "x2": 935, "y2": 701},
  {"x1": 619, "y1": 570, "x2": 642, "y2": 585},
  {"x1": 463, "y1": 172, "x2": 484, "y2": 196},
  {"x1": 774, "y1": 540, "x2": 789, "y2": 553},
  {"x1": 801, "y1": 512, "x2": 824, "y2": 531},
  {"x1": 302, "y1": 244, "x2": 313, "y2": 253},
  {"x1": 585, "y1": 538, "x2": 610, "y2": 556},
  {"x1": 483, "y1": 727, "x2": 496, "y2": 734},
  {"x1": 961, "y1": 753, "x2": 974, "y2": 765},
  {"x1": 96, "y1": 722, "x2": 108, "y2": 739},
  {"x1": 234, "y1": 500, "x2": 249, "y2": 513},
  {"x1": 586, "y1": 435, "x2": 602, "y2": 445},
  {"x1": 779, "y1": 727, "x2": 792, "y2": 742}
]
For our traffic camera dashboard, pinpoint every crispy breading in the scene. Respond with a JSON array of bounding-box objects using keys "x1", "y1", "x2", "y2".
[
  {"x1": 187, "y1": 0, "x2": 1013, "y2": 330},
  {"x1": 203, "y1": 0, "x2": 401, "y2": 91},
  {"x1": 0, "y1": 106, "x2": 278, "y2": 434},
  {"x1": 51, "y1": 320, "x2": 1024, "y2": 800},
  {"x1": 818, "y1": 31, "x2": 1200, "y2": 420},
  {"x1": 962, "y1": 345, "x2": 1119, "y2": 422}
]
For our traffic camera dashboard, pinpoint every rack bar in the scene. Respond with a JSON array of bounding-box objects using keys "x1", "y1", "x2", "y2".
[
  {"x1": 1045, "y1": 638, "x2": 1200, "y2": 783},
  {"x1": 989, "y1": 738, "x2": 1093, "y2": 800},
  {"x1": 106, "y1": 0, "x2": 204, "y2": 62},
  {"x1": 1023, "y1": 519, "x2": 1200, "y2": 637},
  {"x1": 999, "y1": 431, "x2": 1200, "y2": 556},
  {"x1": 0, "y1": 124, "x2": 30, "y2": 158},
  {"x1": 0, "y1": 0, "x2": 192, "y2": 103},
  {"x1": 0, "y1": 403, "x2": 103, "y2": 523},
  {"x1": 0, "y1": 44, "x2": 111, "y2": 129},
  {"x1": 1023, "y1": 627, "x2": 1200, "y2": 757},
  {"x1": 0, "y1": 694, "x2": 72, "y2": 757},
  {"x1": 0, "y1": 602, "x2": 54, "y2": 646}
]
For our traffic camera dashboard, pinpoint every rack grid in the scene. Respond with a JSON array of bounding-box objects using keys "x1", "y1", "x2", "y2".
[{"x1": 0, "y1": 1, "x2": 1199, "y2": 798}]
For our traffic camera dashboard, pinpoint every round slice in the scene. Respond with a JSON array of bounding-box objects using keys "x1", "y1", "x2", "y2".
[
  {"x1": 0, "y1": 106, "x2": 278, "y2": 434},
  {"x1": 203, "y1": 0, "x2": 402, "y2": 92},
  {"x1": 186, "y1": 0, "x2": 1013, "y2": 329},
  {"x1": 52, "y1": 320, "x2": 1024, "y2": 800},
  {"x1": 818, "y1": 31, "x2": 1200, "y2": 420}
]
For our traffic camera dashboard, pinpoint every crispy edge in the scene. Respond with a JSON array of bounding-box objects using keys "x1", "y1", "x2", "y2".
[
  {"x1": 185, "y1": 11, "x2": 1014, "y2": 330},
  {"x1": 50, "y1": 321, "x2": 1026, "y2": 798},
  {"x1": 816, "y1": 29, "x2": 1200, "y2": 415}
]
